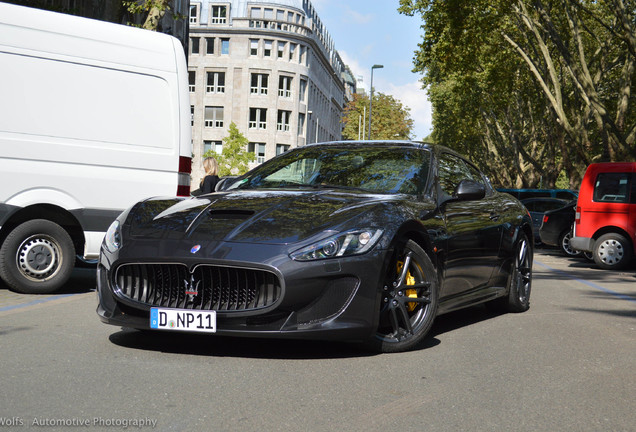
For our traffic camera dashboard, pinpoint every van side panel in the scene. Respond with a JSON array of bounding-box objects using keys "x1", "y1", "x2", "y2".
[{"x1": 0, "y1": 4, "x2": 191, "y2": 222}]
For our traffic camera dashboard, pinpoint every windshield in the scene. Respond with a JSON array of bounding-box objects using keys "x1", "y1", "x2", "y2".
[{"x1": 228, "y1": 145, "x2": 430, "y2": 195}]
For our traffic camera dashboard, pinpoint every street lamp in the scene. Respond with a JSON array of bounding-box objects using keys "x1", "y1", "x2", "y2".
[{"x1": 368, "y1": 64, "x2": 383, "y2": 140}]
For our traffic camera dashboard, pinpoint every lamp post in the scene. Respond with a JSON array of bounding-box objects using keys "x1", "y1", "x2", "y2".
[{"x1": 368, "y1": 64, "x2": 383, "y2": 140}]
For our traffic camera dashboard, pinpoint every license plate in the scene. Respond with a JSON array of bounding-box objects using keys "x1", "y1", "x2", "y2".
[{"x1": 150, "y1": 308, "x2": 216, "y2": 333}]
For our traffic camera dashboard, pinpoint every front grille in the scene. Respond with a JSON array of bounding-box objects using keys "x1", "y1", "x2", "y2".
[{"x1": 114, "y1": 263, "x2": 281, "y2": 312}]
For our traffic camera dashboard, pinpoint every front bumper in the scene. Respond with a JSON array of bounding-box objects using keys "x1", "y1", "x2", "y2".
[{"x1": 96, "y1": 248, "x2": 387, "y2": 342}]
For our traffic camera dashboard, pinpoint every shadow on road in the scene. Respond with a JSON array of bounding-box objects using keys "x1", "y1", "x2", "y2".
[{"x1": 109, "y1": 329, "x2": 380, "y2": 359}]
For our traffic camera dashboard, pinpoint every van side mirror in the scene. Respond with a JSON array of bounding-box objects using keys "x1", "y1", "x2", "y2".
[{"x1": 454, "y1": 179, "x2": 486, "y2": 201}]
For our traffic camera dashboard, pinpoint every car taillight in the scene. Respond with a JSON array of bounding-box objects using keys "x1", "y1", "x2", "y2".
[
  {"x1": 177, "y1": 156, "x2": 192, "y2": 197},
  {"x1": 575, "y1": 206, "x2": 581, "y2": 224},
  {"x1": 543, "y1": 215, "x2": 549, "y2": 224}
]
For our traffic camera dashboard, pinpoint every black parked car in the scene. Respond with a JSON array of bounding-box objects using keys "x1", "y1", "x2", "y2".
[
  {"x1": 539, "y1": 200, "x2": 581, "y2": 256},
  {"x1": 97, "y1": 141, "x2": 534, "y2": 353},
  {"x1": 521, "y1": 197, "x2": 570, "y2": 244}
]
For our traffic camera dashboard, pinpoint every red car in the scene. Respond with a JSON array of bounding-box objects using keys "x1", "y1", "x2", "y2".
[{"x1": 570, "y1": 162, "x2": 636, "y2": 269}]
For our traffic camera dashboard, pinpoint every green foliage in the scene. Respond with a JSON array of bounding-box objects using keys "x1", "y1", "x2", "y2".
[
  {"x1": 122, "y1": 0, "x2": 174, "y2": 30},
  {"x1": 341, "y1": 93, "x2": 414, "y2": 140},
  {"x1": 399, "y1": 0, "x2": 636, "y2": 189},
  {"x1": 203, "y1": 122, "x2": 255, "y2": 177}
]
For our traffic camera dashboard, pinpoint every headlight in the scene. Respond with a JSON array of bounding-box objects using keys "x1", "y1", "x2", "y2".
[
  {"x1": 290, "y1": 229, "x2": 383, "y2": 261},
  {"x1": 104, "y1": 220, "x2": 121, "y2": 253}
]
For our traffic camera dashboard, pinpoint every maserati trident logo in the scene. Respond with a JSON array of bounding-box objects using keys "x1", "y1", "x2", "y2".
[{"x1": 184, "y1": 273, "x2": 201, "y2": 301}]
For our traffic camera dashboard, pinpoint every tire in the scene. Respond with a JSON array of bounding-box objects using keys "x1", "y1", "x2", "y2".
[
  {"x1": 593, "y1": 233, "x2": 633, "y2": 270},
  {"x1": 489, "y1": 232, "x2": 532, "y2": 313},
  {"x1": 559, "y1": 229, "x2": 582, "y2": 257},
  {"x1": 368, "y1": 240, "x2": 439, "y2": 353},
  {"x1": 0, "y1": 220, "x2": 76, "y2": 294}
]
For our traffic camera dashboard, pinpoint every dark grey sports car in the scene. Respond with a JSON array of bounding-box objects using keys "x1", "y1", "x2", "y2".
[{"x1": 97, "y1": 141, "x2": 533, "y2": 352}]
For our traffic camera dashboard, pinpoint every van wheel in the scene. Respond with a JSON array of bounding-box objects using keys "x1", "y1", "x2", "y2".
[
  {"x1": 0, "y1": 220, "x2": 75, "y2": 294},
  {"x1": 593, "y1": 233, "x2": 632, "y2": 270}
]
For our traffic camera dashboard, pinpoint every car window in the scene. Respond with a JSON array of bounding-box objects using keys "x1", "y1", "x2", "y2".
[
  {"x1": 593, "y1": 173, "x2": 633, "y2": 203},
  {"x1": 231, "y1": 146, "x2": 431, "y2": 195},
  {"x1": 438, "y1": 153, "x2": 484, "y2": 197}
]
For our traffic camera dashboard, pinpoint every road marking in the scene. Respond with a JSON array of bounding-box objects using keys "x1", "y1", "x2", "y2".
[
  {"x1": 535, "y1": 260, "x2": 636, "y2": 304},
  {"x1": 0, "y1": 293, "x2": 78, "y2": 313}
]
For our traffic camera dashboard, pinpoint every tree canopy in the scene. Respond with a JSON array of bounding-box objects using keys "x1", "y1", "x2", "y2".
[
  {"x1": 204, "y1": 122, "x2": 255, "y2": 177},
  {"x1": 341, "y1": 92, "x2": 415, "y2": 141},
  {"x1": 399, "y1": 0, "x2": 635, "y2": 188}
]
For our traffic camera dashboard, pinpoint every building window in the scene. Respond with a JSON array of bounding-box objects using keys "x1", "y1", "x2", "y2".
[
  {"x1": 188, "y1": 71, "x2": 196, "y2": 92},
  {"x1": 211, "y1": 5, "x2": 227, "y2": 24},
  {"x1": 250, "y1": 73, "x2": 268, "y2": 95},
  {"x1": 276, "y1": 144, "x2": 290, "y2": 155},
  {"x1": 298, "y1": 113, "x2": 305, "y2": 135},
  {"x1": 299, "y1": 79, "x2": 307, "y2": 102},
  {"x1": 191, "y1": 105, "x2": 195, "y2": 126},
  {"x1": 190, "y1": 37, "x2": 200, "y2": 55},
  {"x1": 189, "y1": 4, "x2": 199, "y2": 25},
  {"x1": 277, "y1": 110, "x2": 291, "y2": 132},
  {"x1": 277, "y1": 41, "x2": 286, "y2": 59},
  {"x1": 204, "y1": 140, "x2": 223, "y2": 155},
  {"x1": 204, "y1": 106, "x2": 224, "y2": 128},
  {"x1": 250, "y1": 39, "x2": 259, "y2": 56},
  {"x1": 264, "y1": 8, "x2": 274, "y2": 20},
  {"x1": 289, "y1": 43, "x2": 296, "y2": 61},
  {"x1": 221, "y1": 38, "x2": 230, "y2": 55},
  {"x1": 249, "y1": 108, "x2": 267, "y2": 130},
  {"x1": 249, "y1": 143, "x2": 266, "y2": 163},
  {"x1": 278, "y1": 76, "x2": 292, "y2": 98},
  {"x1": 206, "y1": 71, "x2": 225, "y2": 93},
  {"x1": 264, "y1": 40, "x2": 273, "y2": 57},
  {"x1": 205, "y1": 37, "x2": 214, "y2": 55},
  {"x1": 299, "y1": 46, "x2": 306, "y2": 65}
]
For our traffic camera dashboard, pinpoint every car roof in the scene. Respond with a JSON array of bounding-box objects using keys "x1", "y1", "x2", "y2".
[{"x1": 307, "y1": 140, "x2": 461, "y2": 158}]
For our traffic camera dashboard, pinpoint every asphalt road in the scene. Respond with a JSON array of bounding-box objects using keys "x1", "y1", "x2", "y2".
[{"x1": 0, "y1": 249, "x2": 634, "y2": 432}]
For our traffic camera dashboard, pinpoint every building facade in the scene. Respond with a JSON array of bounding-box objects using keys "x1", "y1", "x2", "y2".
[{"x1": 188, "y1": 0, "x2": 349, "y2": 184}]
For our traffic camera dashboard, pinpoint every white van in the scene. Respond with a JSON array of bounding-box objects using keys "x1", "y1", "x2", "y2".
[{"x1": 0, "y1": 3, "x2": 192, "y2": 294}]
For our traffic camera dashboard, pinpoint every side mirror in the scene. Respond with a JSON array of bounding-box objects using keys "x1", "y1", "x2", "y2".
[{"x1": 454, "y1": 179, "x2": 486, "y2": 201}]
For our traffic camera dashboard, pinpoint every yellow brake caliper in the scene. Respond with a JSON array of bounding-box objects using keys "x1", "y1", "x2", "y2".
[{"x1": 397, "y1": 261, "x2": 418, "y2": 312}]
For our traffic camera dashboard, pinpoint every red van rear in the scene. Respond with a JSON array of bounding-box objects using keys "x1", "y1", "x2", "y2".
[{"x1": 570, "y1": 162, "x2": 636, "y2": 270}]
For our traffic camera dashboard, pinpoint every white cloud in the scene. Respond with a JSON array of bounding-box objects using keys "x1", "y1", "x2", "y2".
[
  {"x1": 385, "y1": 81, "x2": 433, "y2": 140},
  {"x1": 345, "y1": 7, "x2": 374, "y2": 25}
]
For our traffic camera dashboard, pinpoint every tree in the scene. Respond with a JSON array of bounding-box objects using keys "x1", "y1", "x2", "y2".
[
  {"x1": 341, "y1": 93, "x2": 414, "y2": 140},
  {"x1": 123, "y1": 0, "x2": 177, "y2": 31},
  {"x1": 399, "y1": 0, "x2": 635, "y2": 188},
  {"x1": 203, "y1": 122, "x2": 255, "y2": 177}
]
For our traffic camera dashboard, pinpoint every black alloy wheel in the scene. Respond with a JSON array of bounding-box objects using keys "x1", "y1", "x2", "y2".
[
  {"x1": 0, "y1": 219, "x2": 75, "y2": 294},
  {"x1": 506, "y1": 232, "x2": 532, "y2": 312},
  {"x1": 371, "y1": 239, "x2": 438, "y2": 353},
  {"x1": 559, "y1": 229, "x2": 582, "y2": 257}
]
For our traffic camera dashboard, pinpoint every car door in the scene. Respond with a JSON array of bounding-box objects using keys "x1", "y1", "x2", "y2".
[{"x1": 437, "y1": 152, "x2": 503, "y2": 299}]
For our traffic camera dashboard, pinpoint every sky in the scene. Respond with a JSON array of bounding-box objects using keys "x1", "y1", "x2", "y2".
[{"x1": 311, "y1": 0, "x2": 433, "y2": 140}]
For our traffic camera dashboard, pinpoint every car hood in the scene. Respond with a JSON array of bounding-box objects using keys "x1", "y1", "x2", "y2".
[{"x1": 127, "y1": 190, "x2": 393, "y2": 245}]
